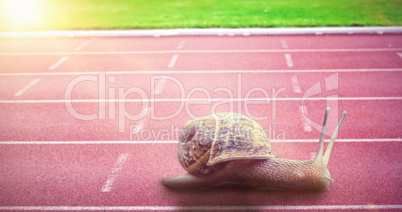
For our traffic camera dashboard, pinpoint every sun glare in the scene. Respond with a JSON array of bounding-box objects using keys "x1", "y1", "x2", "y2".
[{"x1": 1, "y1": 0, "x2": 42, "y2": 30}]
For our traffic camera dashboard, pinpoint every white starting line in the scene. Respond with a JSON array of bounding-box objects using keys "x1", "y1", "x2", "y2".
[
  {"x1": 1, "y1": 48, "x2": 402, "y2": 56},
  {"x1": 75, "y1": 40, "x2": 91, "y2": 51},
  {"x1": 176, "y1": 41, "x2": 185, "y2": 49},
  {"x1": 14, "y1": 78, "x2": 40, "y2": 96},
  {"x1": 291, "y1": 76, "x2": 302, "y2": 93},
  {"x1": 285, "y1": 54, "x2": 294, "y2": 67},
  {"x1": 48, "y1": 56, "x2": 69, "y2": 70},
  {"x1": 167, "y1": 54, "x2": 179, "y2": 68},
  {"x1": 101, "y1": 153, "x2": 129, "y2": 192},
  {"x1": 281, "y1": 40, "x2": 289, "y2": 49}
]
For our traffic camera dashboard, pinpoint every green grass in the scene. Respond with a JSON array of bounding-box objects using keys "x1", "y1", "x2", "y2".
[{"x1": 0, "y1": 0, "x2": 401, "y2": 31}]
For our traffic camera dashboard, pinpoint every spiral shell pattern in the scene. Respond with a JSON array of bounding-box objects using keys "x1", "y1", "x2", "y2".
[{"x1": 177, "y1": 113, "x2": 277, "y2": 176}]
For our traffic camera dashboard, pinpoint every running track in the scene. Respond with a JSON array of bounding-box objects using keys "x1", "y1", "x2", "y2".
[{"x1": 0, "y1": 34, "x2": 401, "y2": 211}]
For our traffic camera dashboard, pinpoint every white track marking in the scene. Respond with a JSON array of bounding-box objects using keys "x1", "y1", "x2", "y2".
[
  {"x1": 291, "y1": 76, "x2": 302, "y2": 93},
  {"x1": 1, "y1": 68, "x2": 401, "y2": 77},
  {"x1": 0, "y1": 205, "x2": 401, "y2": 211},
  {"x1": 299, "y1": 106, "x2": 312, "y2": 132},
  {"x1": 101, "y1": 153, "x2": 129, "y2": 192},
  {"x1": 1, "y1": 138, "x2": 402, "y2": 145},
  {"x1": 176, "y1": 41, "x2": 185, "y2": 49},
  {"x1": 281, "y1": 40, "x2": 288, "y2": 48},
  {"x1": 0, "y1": 96, "x2": 401, "y2": 104},
  {"x1": 167, "y1": 54, "x2": 179, "y2": 68},
  {"x1": 285, "y1": 54, "x2": 294, "y2": 67},
  {"x1": 75, "y1": 40, "x2": 91, "y2": 51},
  {"x1": 1, "y1": 48, "x2": 402, "y2": 56},
  {"x1": 397, "y1": 52, "x2": 402, "y2": 58},
  {"x1": 14, "y1": 78, "x2": 40, "y2": 96},
  {"x1": 48, "y1": 56, "x2": 69, "y2": 70}
]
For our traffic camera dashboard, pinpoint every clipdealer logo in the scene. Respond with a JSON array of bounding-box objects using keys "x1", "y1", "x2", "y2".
[{"x1": 301, "y1": 73, "x2": 339, "y2": 136}]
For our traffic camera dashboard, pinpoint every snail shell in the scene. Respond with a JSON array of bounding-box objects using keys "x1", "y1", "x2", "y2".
[{"x1": 178, "y1": 113, "x2": 277, "y2": 176}]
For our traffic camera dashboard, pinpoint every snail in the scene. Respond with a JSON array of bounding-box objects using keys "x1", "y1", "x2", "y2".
[{"x1": 160, "y1": 107, "x2": 347, "y2": 190}]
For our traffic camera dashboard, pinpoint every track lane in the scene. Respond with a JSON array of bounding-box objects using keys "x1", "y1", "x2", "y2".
[
  {"x1": 1, "y1": 50, "x2": 401, "y2": 74},
  {"x1": 0, "y1": 142, "x2": 400, "y2": 208},
  {"x1": 0, "y1": 71, "x2": 401, "y2": 101},
  {"x1": 1, "y1": 34, "x2": 401, "y2": 53},
  {"x1": 1, "y1": 34, "x2": 402, "y2": 211}
]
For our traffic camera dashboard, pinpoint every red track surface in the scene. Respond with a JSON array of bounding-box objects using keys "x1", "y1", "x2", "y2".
[{"x1": 0, "y1": 34, "x2": 401, "y2": 211}]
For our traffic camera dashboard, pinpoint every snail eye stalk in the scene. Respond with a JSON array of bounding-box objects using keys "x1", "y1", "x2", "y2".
[{"x1": 314, "y1": 107, "x2": 331, "y2": 161}]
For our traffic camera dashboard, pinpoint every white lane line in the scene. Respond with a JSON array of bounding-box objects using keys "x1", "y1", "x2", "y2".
[
  {"x1": 48, "y1": 56, "x2": 69, "y2": 70},
  {"x1": 397, "y1": 52, "x2": 402, "y2": 58},
  {"x1": 14, "y1": 78, "x2": 40, "y2": 96},
  {"x1": 291, "y1": 76, "x2": 302, "y2": 93},
  {"x1": 75, "y1": 40, "x2": 91, "y2": 51},
  {"x1": 281, "y1": 40, "x2": 288, "y2": 48},
  {"x1": 1, "y1": 96, "x2": 401, "y2": 104},
  {"x1": 101, "y1": 153, "x2": 129, "y2": 192},
  {"x1": 300, "y1": 106, "x2": 312, "y2": 132},
  {"x1": 154, "y1": 77, "x2": 167, "y2": 94},
  {"x1": 0, "y1": 26, "x2": 400, "y2": 37},
  {"x1": 1, "y1": 48, "x2": 402, "y2": 56},
  {"x1": 176, "y1": 41, "x2": 185, "y2": 49},
  {"x1": 167, "y1": 54, "x2": 179, "y2": 68},
  {"x1": 0, "y1": 205, "x2": 401, "y2": 211},
  {"x1": 285, "y1": 54, "x2": 294, "y2": 67},
  {"x1": 1, "y1": 138, "x2": 402, "y2": 145},
  {"x1": 1, "y1": 68, "x2": 402, "y2": 77}
]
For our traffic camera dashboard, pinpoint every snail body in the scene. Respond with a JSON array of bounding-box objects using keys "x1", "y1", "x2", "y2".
[{"x1": 160, "y1": 108, "x2": 347, "y2": 190}]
